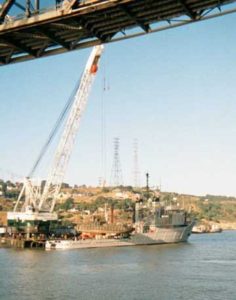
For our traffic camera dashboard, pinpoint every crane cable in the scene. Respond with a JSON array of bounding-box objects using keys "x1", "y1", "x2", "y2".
[{"x1": 28, "y1": 74, "x2": 82, "y2": 178}]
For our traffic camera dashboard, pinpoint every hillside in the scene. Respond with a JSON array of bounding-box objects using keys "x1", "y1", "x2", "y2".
[{"x1": 0, "y1": 180, "x2": 236, "y2": 228}]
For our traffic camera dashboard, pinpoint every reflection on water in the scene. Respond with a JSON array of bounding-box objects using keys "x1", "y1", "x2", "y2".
[{"x1": 0, "y1": 231, "x2": 236, "y2": 300}]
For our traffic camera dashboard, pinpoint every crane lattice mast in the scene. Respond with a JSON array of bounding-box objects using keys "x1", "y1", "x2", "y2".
[{"x1": 13, "y1": 45, "x2": 103, "y2": 217}]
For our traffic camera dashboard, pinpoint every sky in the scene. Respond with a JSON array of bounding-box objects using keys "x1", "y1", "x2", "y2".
[{"x1": 1, "y1": 8, "x2": 236, "y2": 196}]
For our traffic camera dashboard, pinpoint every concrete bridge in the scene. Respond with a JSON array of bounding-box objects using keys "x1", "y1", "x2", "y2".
[{"x1": 0, "y1": 0, "x2": 236, "y2": 65}]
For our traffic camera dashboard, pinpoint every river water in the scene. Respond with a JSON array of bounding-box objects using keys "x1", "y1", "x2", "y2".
[{"x1": 0, "y1": 231, "x2": 235, "y2": 300}]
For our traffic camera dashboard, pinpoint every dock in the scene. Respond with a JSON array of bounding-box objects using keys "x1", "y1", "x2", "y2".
[{"x1": 2, "y1": 237, "x2": 45, "y2": 249}]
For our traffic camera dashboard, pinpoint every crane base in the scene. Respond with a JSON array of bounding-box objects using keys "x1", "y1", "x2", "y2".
[{"x1": 7, "y1": 211, "x2": 58, "y2": 222}]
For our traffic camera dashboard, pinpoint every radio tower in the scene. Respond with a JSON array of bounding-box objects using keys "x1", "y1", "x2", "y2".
[
  {"x1": 133, "y1": 139, "x2": 140, "y2": 188},
  {"x1": 110, "y1": 137, "x2": 123, "y2": 186}
]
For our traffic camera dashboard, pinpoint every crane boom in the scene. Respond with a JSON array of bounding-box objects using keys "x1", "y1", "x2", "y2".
[
  {"x1": 39, "y1": 45, "x2": 104, "y2": 212},
  {"x1": 13, "y1": 45, "x2": 103, "y2": 218}
]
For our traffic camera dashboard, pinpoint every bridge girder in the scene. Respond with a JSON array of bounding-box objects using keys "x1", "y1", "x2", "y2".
[
  {"x1": 0, "y1": 0, "x2": 15, "y2": 22},
  {"x1": 0, "y1": 0, "x2": 235, "y2": 66}
]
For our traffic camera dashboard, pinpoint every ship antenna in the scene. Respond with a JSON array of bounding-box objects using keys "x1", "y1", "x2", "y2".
[{"x1": 146, "y1": 172, "x2": 149, "y2": 198}]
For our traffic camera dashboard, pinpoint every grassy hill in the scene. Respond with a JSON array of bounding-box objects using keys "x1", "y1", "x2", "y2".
[{"x1": 0, "y1": 180, "x2": 236, "y2": 228}]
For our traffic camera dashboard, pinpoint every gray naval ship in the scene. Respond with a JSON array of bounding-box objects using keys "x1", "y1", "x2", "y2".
[{"x1": 46, "y1": 188, "x2": 194, "y2": 250}]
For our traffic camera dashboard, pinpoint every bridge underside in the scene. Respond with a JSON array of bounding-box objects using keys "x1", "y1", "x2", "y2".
[{"x1": 0, "y1": 0, "x2": 235, "y2": 66}]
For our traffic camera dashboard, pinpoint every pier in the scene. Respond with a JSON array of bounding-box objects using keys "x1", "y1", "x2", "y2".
[{"x1": 2, "y1": 237, "x2": 45, "y2": 248}]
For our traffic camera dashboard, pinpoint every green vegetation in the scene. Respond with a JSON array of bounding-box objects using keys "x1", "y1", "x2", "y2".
[
  {"x1": 102, "y1": 187, "x2": 110, "y2": 193},
  {"x1": 201, "y1": 194, "x2": 236, "y2": 202},
  {"x1": 58, "y1": 198, "x2": 74, "y2": 211},
  {"x1": 75, "y1": 197, "x2": 134, "y2": 213},
  {"x1": 196, "y1": 201, "x2": 222, "y2": 221}
]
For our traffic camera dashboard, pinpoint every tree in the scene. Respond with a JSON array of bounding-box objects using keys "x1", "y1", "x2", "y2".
[{"x1": 60, "y1": 198, "x2": 74, "y2": 211}]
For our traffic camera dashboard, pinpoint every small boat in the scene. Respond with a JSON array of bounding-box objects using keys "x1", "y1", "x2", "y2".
[
  {"x1": 192, "y1": 224, "x2": 208, "y2": 233},
  {"x1": 192, "y1": 223, "x2": 222, "y2": 234},
  {"x1": 209, "y1": 224, "x2": 222, "y2": 233}
]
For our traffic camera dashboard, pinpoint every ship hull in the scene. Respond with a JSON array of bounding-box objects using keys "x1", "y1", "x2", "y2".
[{"x1": 45, "y1": 222, "x2": 194, "y2": 250}]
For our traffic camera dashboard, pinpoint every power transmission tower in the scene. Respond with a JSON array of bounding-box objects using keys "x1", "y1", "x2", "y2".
[
  {"x1": 110, "y1": 137, "x2": 123, "y2": 186},
  {"x1": 133, "y1": 139, "x2": 140, "y2": 188}
]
